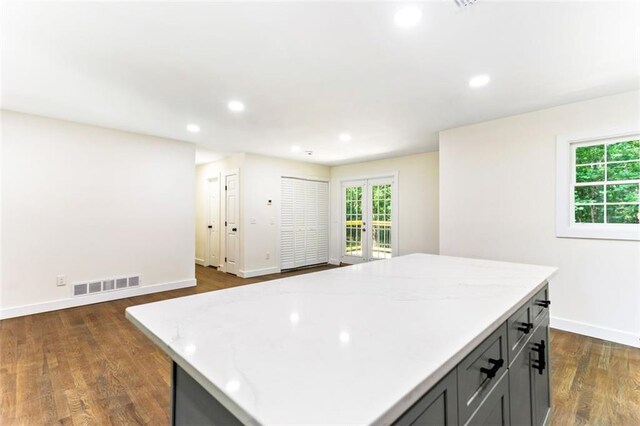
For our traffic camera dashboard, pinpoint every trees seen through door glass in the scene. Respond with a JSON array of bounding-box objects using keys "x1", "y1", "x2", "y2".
[
  {"x1": 371, "y1": 184, "x2": 392, "y2": 259},
  {"x1": 345, "y1": 186, "x2": 363, "y2": 256}
]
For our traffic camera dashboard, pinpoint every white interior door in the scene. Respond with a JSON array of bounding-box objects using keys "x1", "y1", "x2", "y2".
[
  {"x1": 224, "y1": 171, "x2": 239, "y2": 275},
  {"x1": 342, "y1": 177, "x2": 395, "y2": 264},
  {"x1": 208, "y1": 178, "x2": 220, "y2": 268}
]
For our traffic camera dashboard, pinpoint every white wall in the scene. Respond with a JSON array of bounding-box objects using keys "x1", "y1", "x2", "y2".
[
  {"x1": 195, "y1": 153, "x2": 330, "y2": 277},
  {"x1": 1, "y1": 111, "x2": 196, "y2": 318},
  {"x1": 330, "y1": 152, "x2": 440, "y2": 263},
  {"x1": 242, "y1": 154, "x2": 330, "y2": 276},
  {"x1": 439, "y1": 91, "x2": 640, "y2": 347}
]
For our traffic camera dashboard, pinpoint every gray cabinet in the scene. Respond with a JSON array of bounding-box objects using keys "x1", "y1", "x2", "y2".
[
  {"x1": 507, "y1": 290, "x2": 551, "y2": 426},
  {"x1": 508, "y1": 339, "x2": 533, "y2": 426},
  {"x1": 530, "y1": 318, "x2": 550, "y2": 426},
  {"x1": 464, "y1": 371, "x2": 510, "y2": 426},
  {"x1": 395, "y1": 370, "x2": 458, "y2": 426},
  {"x1": 531, "y1": 287, "x2": 551, "y2": 327},
  {"x1": 395, "y1": 282, "x2": 550, "y2": 426},
  {"x1": 457, "y1": 324, "x2": 508, "y2": 424},
  {"x1": 507, "y1": 302, "x2": 533, "y2": 365},
  {"x1": 173, "y1": 363, "x2": 242, "y2": 426}
]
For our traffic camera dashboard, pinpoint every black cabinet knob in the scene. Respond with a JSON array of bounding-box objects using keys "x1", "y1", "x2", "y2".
[{"x1": 480, "y1": 358, "x2": 504, "y2": 379}]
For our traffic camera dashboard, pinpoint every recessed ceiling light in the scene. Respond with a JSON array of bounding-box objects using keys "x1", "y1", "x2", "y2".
[
  {"x1": 394, "y1": 6, "x2": 423, "y2": 28},
  {"x1": 469, "y1": 74, "x2": 491, "y2": 88},
  {"x1": 186, "y1": 124, "x2": 200, "y2": 133},
  {"x1": 291, "y1": 145, "x2": 301, "y2": 153},
  {"x1": 228, "y1": 100, "x2": 245, "y2": 112},
  {"x1": 339, "y1": 133, "x2": 352, "y2": 142}
]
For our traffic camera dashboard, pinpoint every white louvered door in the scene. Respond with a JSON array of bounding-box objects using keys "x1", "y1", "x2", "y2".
[
  {"x1": 316, "y1": 181, "x2": 329, "y2": 263},
  {"x1": 280, "y1": 178, "x2": 295, "y2": 269},
  {"x1": 280, "y1": 177, "x2": 329, "y2": 270},
  {"x1": 293, "y1": 179, "x2": 306, "y2": 268}
]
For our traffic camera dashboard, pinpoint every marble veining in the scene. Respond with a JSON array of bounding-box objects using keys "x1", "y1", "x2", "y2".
[{"x1": 126, "y1": 253, "x2": 557, "y2": 425}]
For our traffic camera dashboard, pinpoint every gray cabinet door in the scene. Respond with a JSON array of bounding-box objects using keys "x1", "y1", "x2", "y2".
[
  {"x1": 464, "y1": 371, "x2": 510, "y2": 426},
  {"x1": 531, "y1": 319, "x2": 550, "y2": 426},
  {"x1": 507, "y1": 302, "x2": 534, "y2": 366},
  {"x1": 458, "y1": 324, "x2": 508, "y2": 424},
  {"x1": 394, "y1": 370, "x2": 458, "y2": 426},
  {"x1": 509, "y1": 344, "x2": 533, "y2": 426}
]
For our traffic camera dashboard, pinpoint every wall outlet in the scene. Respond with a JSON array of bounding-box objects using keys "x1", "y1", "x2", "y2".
[
  {"x1": 56, "y1": 275, "x2": 67, "y2": 287},
  {"x1": 266, "y1": 252, "x2": 270, "y2": 260},
  {"x1": 250, "y1": 217, "x2": 257, "y2": 224}
]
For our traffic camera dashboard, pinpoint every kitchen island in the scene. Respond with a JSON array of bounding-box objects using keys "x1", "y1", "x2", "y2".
[{"x1": 126, "y1": 254, "x2": 557, "y2": 425}]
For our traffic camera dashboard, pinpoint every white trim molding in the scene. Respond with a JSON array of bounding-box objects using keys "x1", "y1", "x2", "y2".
[
  {"x1": 0, "y1": 278, "x2": 196, "y2": 320},
  {"x1": 195, "y1": 258, "x2": 206, "y2": 266},
  {"x1": 238, "y1": 267, "x2": 280, "y2": 278},
  {"x1": 551, "y1": 315, "x2": 640, "y2": 348},
  {"x1": 556, "y1": 129, "x2": 640, "y2": 241}
]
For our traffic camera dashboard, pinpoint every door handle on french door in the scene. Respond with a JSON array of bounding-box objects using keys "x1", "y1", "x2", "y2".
[
  {"x1": 362, "y1": 228, "x2": 366, "y2": 232},
  {"x1": 208, "y1": 225, "x2": 213, "y2": 229},
  {"x1": 232, "y1": 228, "x2": 237, "y2": 232}
]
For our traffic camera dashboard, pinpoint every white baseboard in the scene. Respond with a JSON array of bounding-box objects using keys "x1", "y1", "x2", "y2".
[
  {"x1": 238, "y1": 267, "x2": 280, "y2": 278},
  {"x1": 195, "y1": 258, "x2": 206, "y2": 266},
  {"x1": 329, "y1": 258, "x2": 340, "y2": 266},
  {"x1": 551, "y1": 316, "x2": 640, "y2": 348},
  {"x1": 0, "y1": 278, "x2": 197, "y2": 320}
]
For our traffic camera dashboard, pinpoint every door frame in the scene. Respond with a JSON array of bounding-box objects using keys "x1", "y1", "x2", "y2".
[
  {"x1": 221, "y1": 168, "x2": 240, "y2": 274},
  {"x1": 204, "y1": 176, "x2": 221, "y2": 269},
  {"x1": 340, "y1": 172, "x2": 399, "y2": 264}
]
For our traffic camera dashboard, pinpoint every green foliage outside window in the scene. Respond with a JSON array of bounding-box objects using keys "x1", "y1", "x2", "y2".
[
  {"x1": 575, "y1": 145, "x2": 604, "y2": 164},
  {"x1": 574, "y1": 139, "x2": 639, "y2": 224},
  {"x1": 607, "y1": 140, "x2": 640, "y2": 161}
]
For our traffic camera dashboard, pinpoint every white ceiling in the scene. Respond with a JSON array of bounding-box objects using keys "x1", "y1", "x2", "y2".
[{"x1": 2, "y1": 1, "x2": 639, "y2": 165}]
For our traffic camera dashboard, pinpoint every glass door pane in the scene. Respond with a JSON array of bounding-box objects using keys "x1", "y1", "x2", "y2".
[
  {"x1": 342, "y1": 181, "x2": 367, "y2": 263},
  {"x1": 369, "y1": 180, "x2": 392, "y2": 260}
]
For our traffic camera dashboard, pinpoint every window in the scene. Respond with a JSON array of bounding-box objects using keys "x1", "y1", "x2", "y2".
[{"x1": 556, "y1": 131, "x2": 640, "y2": 241}]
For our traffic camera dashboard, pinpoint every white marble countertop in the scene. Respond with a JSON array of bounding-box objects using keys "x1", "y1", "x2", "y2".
[{"x1": 126, "y1": 254, "x2": 557, "y2": 425}]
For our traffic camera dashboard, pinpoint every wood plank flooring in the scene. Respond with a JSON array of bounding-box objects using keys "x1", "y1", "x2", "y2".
[{"x1": 1, "y1": 265, "x2": 639, "y2": 425}]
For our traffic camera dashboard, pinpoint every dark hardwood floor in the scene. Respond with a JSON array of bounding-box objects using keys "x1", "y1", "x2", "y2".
[{"x1": 1, "y1": 265, "x2": 638, "y2": 425}]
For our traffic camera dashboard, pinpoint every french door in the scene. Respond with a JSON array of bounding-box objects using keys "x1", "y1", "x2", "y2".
[{"x1": 342, "y1": 177, "x2": 396, "y2": 264}]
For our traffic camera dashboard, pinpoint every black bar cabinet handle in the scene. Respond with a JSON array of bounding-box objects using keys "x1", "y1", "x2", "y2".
[
  {"x1": 480, "y1": 358, "x2": 504, "y2": 379},
  {"x1": 536, "y1": 300, "x2": 551, "y2": 308},
  {"x1": 532, "y1": 340, "x2": 546, "y2": 375},
  {"x1": 517, "y1": 322, "x2": 534, "y2": 334}
]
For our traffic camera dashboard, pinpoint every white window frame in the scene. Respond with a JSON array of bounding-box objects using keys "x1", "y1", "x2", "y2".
[{"x1": 556, "y1": 129, "x2": 640, "y2": 241}]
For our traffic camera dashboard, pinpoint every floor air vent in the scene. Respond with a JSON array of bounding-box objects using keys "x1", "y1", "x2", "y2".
[
  {"x1": 73, "y1": 283, "x2": 88, "y2": 296},
  {"x1": 73, "y1": 275, "x2": 141, "y2": 297}
]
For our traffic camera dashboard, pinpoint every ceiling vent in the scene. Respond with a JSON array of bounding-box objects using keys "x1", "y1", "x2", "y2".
[{"x1": 455, "y1": 0, "x2": 479, "y2": 7}]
